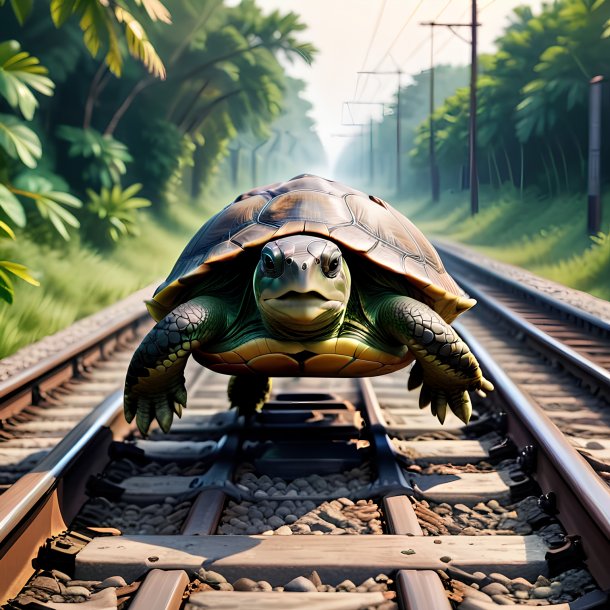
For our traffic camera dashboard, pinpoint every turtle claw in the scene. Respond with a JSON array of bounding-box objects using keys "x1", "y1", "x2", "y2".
[
  {"x1": 155, "y1": 401, "x2": 174, "y2": 434},
  {"x1": 418, "y1": 386, "x2": 432, "y2": 409},
  {"x1": 447, "y1": 390, "x2": 472, "y2": 424},
  {"x1": 125, "y1": 379, "x2": 188, "y2": 436},
  {"x1": 480, "y1": 377, "x2": 494, "y2": 393},
  {"x1": 135, "y1": 403, "x2": 153, "y2": 436},
  {"x1": 407, "y1": 362, "x2": 424, "y2": 390}
]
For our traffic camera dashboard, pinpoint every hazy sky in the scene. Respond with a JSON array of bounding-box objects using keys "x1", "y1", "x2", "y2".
[{"x1": 254, "y1": 0, "x2": 544, "y2": 168}]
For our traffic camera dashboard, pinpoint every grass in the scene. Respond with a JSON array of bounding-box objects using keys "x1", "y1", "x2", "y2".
[
  {"x1": 0, "y1": 202, "x2": 207, "y2": 359},
  {"x1": 391, "y1": 186, "x2": 610, "y2": 301}
]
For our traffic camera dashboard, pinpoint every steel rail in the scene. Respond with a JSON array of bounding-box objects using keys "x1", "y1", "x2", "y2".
[
  {"x1": 457, "y1": 276, "x2": 610, "y2": 388},
  {"x1": 455, "y1": 321, "x2": 610, "y2": 586},
  {"x1": 0, "y1": 390, "x2": 123, "y2": 544},
  {"x1": 434, "y1": 240, "x2": 610, "y2": 334},
  {"x1": 0, "y1": 307, "x2": 148, "y2": 404}
]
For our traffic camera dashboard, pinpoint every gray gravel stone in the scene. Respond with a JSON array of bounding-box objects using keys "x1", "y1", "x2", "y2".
[
  {"x1": 532, "y1": 586, "x2": 552, "y2": 598},
  {"x1": 284, "y1": 576, "x2": 317, "y2": 592},
  {"x1": 96, "y1": 575, "x2": 127, "y2": 589},
  {"x1": 30, "y1": 577, "x2": 60, "y2": 594},
  {"x1": 64, "y1": 586, "x2": 91, "y2": 597},
  {"x1": 481, "y1": 582, "x2": 509, "y2": 596},
  {"x1": 232, "y1": 578, "x2": 258, "y2": 591}
]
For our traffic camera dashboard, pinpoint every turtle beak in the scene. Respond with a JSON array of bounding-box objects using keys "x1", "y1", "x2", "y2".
[{"x1": 254, "y1": 236, "x2": 351, "y2": 329}]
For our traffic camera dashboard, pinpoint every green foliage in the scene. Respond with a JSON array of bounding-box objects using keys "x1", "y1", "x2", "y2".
[
  {"x1": 0, "y1": 40, "x2": 54, "y2": 119},
  {"x1": 343, "y1": 0, "x2": 610, "y2": 197},
  {"x1": 398, "y1": 187, "x2": 610, "y2": 300},
  {"x1": 57, "y1": 126, "x2": 132, "y2": 188},
  {"x1": 0, "y1": 201, "x2": 202, "y2": 357},
  {"x1": 0, "y1": 0, "x2": 318, "y2": 318},
  {"x1": 0, "y1": 258, "x2": 39, "y2": 303},
  {"x1": 11, "y1": 171, "x2": 82, "y2": 240},
  {"x1": 0, "y1": 182, "x2": 26, "y2": 226},
  {"x1": 130, "y1": 119, "x2": 194, "y2": 204},
  {"x1": 0, "y1": 0, "x2": 33, "y2": 25},
  {"x1": 85, "y1": 183, "x2": 151, "y2": 244},
  {"x1": 49, "y1": 0, "x2": 169, "y2": 78},
  {"x1": 0, "y1": 113, "x2": 41, "y2": 167},
  {"x1": 0, "y1": 209, "x2": 38, "y2": 305}
]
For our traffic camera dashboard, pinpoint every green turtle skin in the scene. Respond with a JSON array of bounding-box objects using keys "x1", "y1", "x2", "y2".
[{"x1": 124, "y1": 175, "x2": 493, "y2": 434}]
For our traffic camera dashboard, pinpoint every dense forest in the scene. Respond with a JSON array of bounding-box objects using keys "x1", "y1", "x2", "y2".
[
  {"x1": 337, "y1": 0, "x2": 610, "y2": 198},
  {"x1": 0, "y1": 0, "x2": 323, "y2": 308}
]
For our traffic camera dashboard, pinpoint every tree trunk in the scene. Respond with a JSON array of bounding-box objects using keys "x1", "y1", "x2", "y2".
[
  {"x1": 519, "y1": 144, "x2": 524, "y2": 199},
  {"x1": 545, "y1": 143, "x2": 561, "y2": 194},
  {"x1": 501, "y1": 142, "x2": 514, "y2": 187},
  {"x1": 83, "y1": 63, "x2": 110, "y2": 129},
  {"x1": 491, "y1": 149, "x2": 502, "y2": 187},
  {"x1": 540, "y1": 152, "x2": 553, "y2": 196},
  {"x1": 187, "y1": 89, "x2": 242, "y2": 135},
  {"x1": 105, "y1": 79, "x2": 154, "y2": 136},
  {"x1": 555, "y1": 137, "x2": 569, "y2": 191},
  {"x1": 176, "y1": 81, "x2": 211, "y2": 132}
]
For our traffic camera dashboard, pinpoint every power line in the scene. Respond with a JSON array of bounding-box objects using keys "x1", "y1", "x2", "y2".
[
  {"x1": 479, "y1": 0, "x2": 498, "y2": 13},
  {"x1": 354, "y1": 0, "x2": 389, "y2": 101},
  {"x1": 371, "y1": 0, "x2": 425, "y2": 72},
  {"x1": 434, "y1": 0, "x2": 454, "y2": 20},
  {"x1": 434, "y1": 6, "x2": 468, "y2": 55}
]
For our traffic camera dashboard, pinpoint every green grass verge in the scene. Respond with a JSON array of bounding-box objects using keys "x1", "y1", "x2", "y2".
[
  {"x1": 393, "y1": 186, "x2": 610, "y2": 301},
  {"x1": 0, "y1": 202, "x2": 207, "y2": 359}
]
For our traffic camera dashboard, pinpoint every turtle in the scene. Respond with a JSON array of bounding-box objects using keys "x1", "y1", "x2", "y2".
[{"x1": 124, "y1": 174, "x2": 493, "y2": 434}]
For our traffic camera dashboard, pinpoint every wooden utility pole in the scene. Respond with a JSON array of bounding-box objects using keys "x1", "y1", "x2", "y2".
[
  {"x1": 357, "y1": 71, "x2": 402, "y2": 194},
  {"x1": 420, "y1": 15, "x2": 479, "y2": 205},
  {"x1": 469, "y1": 0, "x2": 479, "y2": 215},
  {"x1": 343, "y1": 101, "x2": 388, "y2": 186},
  {"x1": 587, "y1": 75, "x2": 604, "y2": 234}
]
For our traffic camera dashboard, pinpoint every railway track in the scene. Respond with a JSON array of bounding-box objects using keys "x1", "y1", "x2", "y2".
[
  {"x1": 434, "y1": 242, "x2": 610, "y2": 480},
  {"x1": 1, "y1": 249, "x2": 610, "y2": 608}
]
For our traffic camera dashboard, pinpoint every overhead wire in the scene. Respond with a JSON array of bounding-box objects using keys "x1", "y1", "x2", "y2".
[
  {"x1": 371, "y1": 0, "x2": 425, "y2": 72},
  {"x1": 353, "y1": 0, "x2": 389, "y2": 102},
  {"x1": 479, "y1": 0, "x2": 498, "y2": 14}
]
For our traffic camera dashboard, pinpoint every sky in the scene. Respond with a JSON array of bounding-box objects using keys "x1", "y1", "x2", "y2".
[{"x1": 254, "y1": 0, "x2": 545, "y2": 169}]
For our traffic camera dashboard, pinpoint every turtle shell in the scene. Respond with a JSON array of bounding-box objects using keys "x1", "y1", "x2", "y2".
[{"x1": 147, "y1": 175, "x2": 473, "y2": 323}]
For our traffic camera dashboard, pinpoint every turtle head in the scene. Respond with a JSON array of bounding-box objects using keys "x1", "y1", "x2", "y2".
[{"x1": 253, "y1": 236, "x2": 351, "y2": 336}]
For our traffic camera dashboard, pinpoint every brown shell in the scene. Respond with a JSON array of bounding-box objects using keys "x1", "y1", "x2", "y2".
[{"x1": 148, "y1": 175, "x2": 473, "y2": 322}]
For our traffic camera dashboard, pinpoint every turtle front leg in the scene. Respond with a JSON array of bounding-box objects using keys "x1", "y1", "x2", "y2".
[
  {"x1": 124, "y1": 296, "x2": 227, "y2": 435},
  {"x1": 377, "y1": 296, "x2": 493, "y2": 424}
]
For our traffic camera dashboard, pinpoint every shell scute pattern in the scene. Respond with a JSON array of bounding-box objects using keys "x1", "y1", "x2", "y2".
[{"x1": 149, "y1": 175, "x2": 467, "y2": 323}]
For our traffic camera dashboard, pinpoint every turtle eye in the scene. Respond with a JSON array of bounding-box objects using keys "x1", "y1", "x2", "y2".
[
  {"x1": 263, "y1": 254, "x2": 275, "y2": 270},
  {"x1": 260, "y1": 246, "x2": 283, "y2": 277},
  {"x1": 323, "y1": 252, "x2": 342, "y2": 278}
]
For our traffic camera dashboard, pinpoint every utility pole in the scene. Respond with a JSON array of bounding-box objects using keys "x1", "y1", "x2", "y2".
[
  {"x1": 587, "y1": 75, "x2": 604, "y2": 234},
  {"x1": 420, "y1": 8, "x2": 480, "y2": 212},
  {"x1": 357, "y1": 70, "x2": 402, "y2": 194},
  {"x1": 343, "y1": 101, "x2": 388, "y2": 187},
  {"x1": 469, "y1": 0, "x2": 479, "y2": 215}
]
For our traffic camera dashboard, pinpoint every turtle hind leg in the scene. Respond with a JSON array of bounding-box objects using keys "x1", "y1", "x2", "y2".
[{"x1": 228, "y1": 375, "x2": 272, "y2": 418}]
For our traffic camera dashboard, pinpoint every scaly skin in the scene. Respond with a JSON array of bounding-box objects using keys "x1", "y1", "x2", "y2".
[
  {"x1": 124, "y1": 297, "x2": 227, "y2": 434},
  {"x1": 377, "y1": 296, "x2": 493, "y2": 424}
]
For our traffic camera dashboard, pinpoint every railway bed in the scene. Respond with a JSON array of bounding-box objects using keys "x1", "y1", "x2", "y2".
[
  {"x1": 1, "y1": 364, "x2": 609, "y2": 609},
  {"x1": 2, "y1": 249, "x2": 610, "y2": 608}
]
